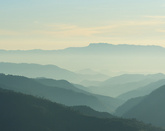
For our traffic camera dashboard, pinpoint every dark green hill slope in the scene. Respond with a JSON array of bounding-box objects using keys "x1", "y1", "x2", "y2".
[
  {"x1": 72, "y1": 105, "x2": 114, "y2": 119},
  {"x1": 115, "y1": 96, "x2": 144, "y2": 116},
  {"x1": 35, "y1": 77, "x2": 123, "y2": 112},
  {"x1": 35, "y1": 77, "x2": 86, "y2": 93},
  {"x1": 0, "y1": 88, "x2": 164, "y2": 131},
  {"x1": 123, "y1": 85, "x2": 165, "y2": 127},
  {"x1": 0, "y1": 74, "x2": 121, "y2": 113}
]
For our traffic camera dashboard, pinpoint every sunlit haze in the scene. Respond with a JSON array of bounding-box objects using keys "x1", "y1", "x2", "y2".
[{"x1": 1, "y1": 0, "x2": 165, "y2": 50}]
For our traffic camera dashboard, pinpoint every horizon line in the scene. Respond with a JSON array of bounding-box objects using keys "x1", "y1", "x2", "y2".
[{"x1": 0, "y1": 43, "x2": 164, "y2": 51}]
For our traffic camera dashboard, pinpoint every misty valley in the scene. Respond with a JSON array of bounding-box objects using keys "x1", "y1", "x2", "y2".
[
  {"x1": 0, "y1": 43, "x2": 165, "y2": 131},
  {"x1": 2, "y1": 0, "x2": 165, "y2": 130}
]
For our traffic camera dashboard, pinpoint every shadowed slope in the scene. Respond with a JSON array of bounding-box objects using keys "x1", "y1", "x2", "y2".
[{"x1": 0, "y1": 88, "x2": 164, "y2": 131}]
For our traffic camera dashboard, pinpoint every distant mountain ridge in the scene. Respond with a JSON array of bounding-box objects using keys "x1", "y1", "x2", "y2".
[
  {"x1": 1, "y1": 43, "x2": 165, "y2": 53},
  {"x1": 118, "y1": 79, "x2": 165, "y2": 100},
  {"x1": 0, "y1": 62, "x2": 108, "y2": 83},
  {"x1": 88, "y1": 73, "x2": 165, "y2": 97},
  {"x1": 1, "y1": 43, "x2": 165, "y2": 74}
]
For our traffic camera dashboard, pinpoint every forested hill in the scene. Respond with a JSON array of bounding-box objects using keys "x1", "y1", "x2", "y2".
[{"x1": 0, "y1": 88, "x2": 164, "y2": 131}]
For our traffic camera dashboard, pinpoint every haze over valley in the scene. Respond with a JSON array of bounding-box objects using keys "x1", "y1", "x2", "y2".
[
  {"x1": 1, "y1": 43, "x2": 165, "y2": 76},
  {"x1": 1, "y1": 0, "x2": 165, "y2": 130},
  {"x1": 1, "y1": 43, "x2": 165, "y2": 130}
]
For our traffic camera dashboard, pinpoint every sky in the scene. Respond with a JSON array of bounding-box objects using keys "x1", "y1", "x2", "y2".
[{"x1": 1, "y1": 0, "x2": 165, "y2": 50}]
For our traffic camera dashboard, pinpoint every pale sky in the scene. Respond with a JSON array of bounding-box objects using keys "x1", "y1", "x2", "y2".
[{"x1": 1, "y1": 0, "x2": 165, "y2": 50}]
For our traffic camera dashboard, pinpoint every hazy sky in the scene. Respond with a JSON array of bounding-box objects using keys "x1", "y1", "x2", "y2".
[{"x1": 1, "y1": 0, "x2": 165, "y2": 50}]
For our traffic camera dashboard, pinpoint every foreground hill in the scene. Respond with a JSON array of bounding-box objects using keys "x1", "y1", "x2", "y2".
[
  {"x1": 0, "y1": 74, "x2": 122, "y2": 113},
  {"x1": 72, "y1": 105, "x2": 114, "y2": 119},
  {"x1": 115, "y1": 97, "x2": 144, "y2": 116},
  {"x1": 0, "y1": 88, "x2": 164, "y2": 131},
  {"x1": 123, "y1": 85, "x2": 165, "y2": 127}
]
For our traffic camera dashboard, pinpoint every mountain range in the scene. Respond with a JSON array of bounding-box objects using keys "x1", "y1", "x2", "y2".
[
  {"x1": 1, "y1": 87, "x2": 164, "y2": 131},
  {"x1": 118, "y1": 79, "x2": 165, "y2": 101},
  {"x1": 1, "y1": 43, "x2": 165, "y2": 129},
  {"x1": 115, "y1": 84, "x2": 165, "y2": 127},
  {"x1": 1, "y1": 43, "x2": 165, "y2": 75},
  {"x1": 0, "y1": 62, "x2": 108, "y2": 83},
  {"x1": 87, "y1": 73, "x2": 165, "y2": 97},
  {"x1": 0, "y1": 73, "x2": 122, "y2": 113}
]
